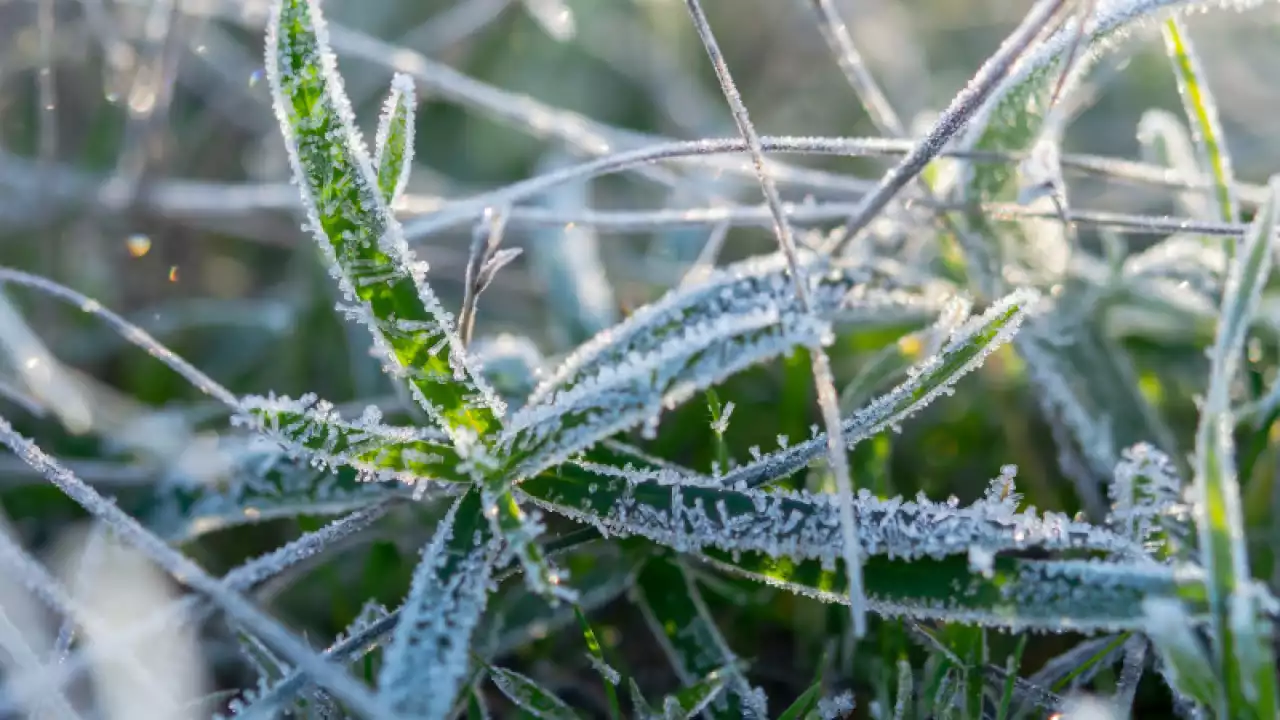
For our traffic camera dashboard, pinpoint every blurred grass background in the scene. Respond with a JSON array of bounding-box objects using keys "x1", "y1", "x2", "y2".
[{"x1": 4, "y1": 0, "x2": 1280, "y2": 715}]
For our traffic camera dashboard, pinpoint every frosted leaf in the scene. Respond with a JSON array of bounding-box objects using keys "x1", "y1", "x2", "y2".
[
  {"x1": 230, "y1": 599, "x2": 400, "y2": 717},
  {"x1": 584, "y1": 652, "x2": 621, "y2": 686},
  {"x1": 634, "y1": 557, "x2": 767, "y2": 718},
  {"x1": 955, "y1": 0, "x2": 1248, "y2": 296},
  {"x1": 234, "y1": 392, "x2": 462, "y2": 489},
  {"x1": 529, "y1": 151, "x2": 618, "y2": 346},
  {"x1": 530, "y1": 253, "x2": 943, "y2": 406},
  {"x1": 709, "y1": 401, "x2": 734, "y2": 435},
  {"x1": 372, "y1": 73, "x2": 415, "y2": 207},
  {"x1": 1122, "y1": 234, "x2": 1227, "y2": 298},
  {"x1": 265, "y1": 0, "x2": 504, "y2": 445},
  {"x1": 489, "y1": 666, "x2": 580, "y2": 719},
  {"x1": 1113, "y1": 635, "x2": 1148, "y2": 714},
  {"x1": 647, "y1": 666, "x2": 732, "y2": 720},
  {"x1": 718, "y1": 288, "x2": 1036, "y2": 489},
  {"x1": 378, "y1": 490, "x2": 500, "y2": 719},
  {"x1": 521, "y1": 460, "x2": 1145, "y2": 572},
  {"x1": 696, "y1": 542, "x2": 1201, "y2": 633}
]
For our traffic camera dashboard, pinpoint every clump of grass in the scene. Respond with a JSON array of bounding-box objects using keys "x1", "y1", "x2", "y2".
[{"x1": 0, "y1": 0, "x2": 1279, "y2": 718}]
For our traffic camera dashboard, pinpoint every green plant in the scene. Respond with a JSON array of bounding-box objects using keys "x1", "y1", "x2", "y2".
[{"x1": 1, "y1": 0, "x2": 1278, "y2": 717}]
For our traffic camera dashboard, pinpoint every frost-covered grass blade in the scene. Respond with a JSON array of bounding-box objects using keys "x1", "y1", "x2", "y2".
[
  {"x1": 377, "y1": 489, "x2": 498, "y2": 719},
  {"x1": 1185, "y1": 178, "x2": 1280, "y2": 718},
  {"x1": 265, "y1": 0, "x2": 502, "y2": 440}
]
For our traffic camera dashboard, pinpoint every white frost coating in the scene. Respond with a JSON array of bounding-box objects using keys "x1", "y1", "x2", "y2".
[
  {"x1": 529, "y1": 252, "x2": 943, "y2": 404},
  {"x1": 372, "y1": 72, "x2": 416, "y2": 206},
  {"x1": 1015, "y1": 315, "x2": 1118, "y2": 488},
  {"x1": 233, "y1": 392, "x2": 459, "y2": 488},
  {"x1": 892, "y1": 658, "x2": 912, "y2": 720},
  {"x1": 817, "y1": 691, "x2": 856, "y2": 719},
  {"x1": 710, "y1": 401, "x2": 734, "y2": 435},
  {"x1": 503, "y1": 304, "x2": 834, "y2": 480},
  {"x1": 378, "y1": 492, "x2": 500, "y2": 719},
  {"x1": 1108, "y1": 442, "x2": 1189, "y2": 556},
  {"x1": 526, "y1": 462, "x2": 1145, "y2": 567},
  {"x1": 264, "y1": 0, "x2": 505, "y2": 448},
  {"x1": 718, "y1": 287, "x2": 1038, "y2": 489},
  {"x1": 585, "y1": 652, "x2": 621, "y2": 686}
]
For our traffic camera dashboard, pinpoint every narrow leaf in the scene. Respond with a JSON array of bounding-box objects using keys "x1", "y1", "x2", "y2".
[
  {"x1": 266, "y1": 0, "x2": 503, "y2": 441},
  {"x1": 1191, "y1": 178, "x2": 1280, "y2": 717},
  {"x1": 377, "y1": 490, "x2": 500, "y2": 719},
  {"x1": 372, "y1": 73, "x2": 416, "y2": 207},
  {"x1": 489, "y1": 666, "x2": 581, "y2": 720}
]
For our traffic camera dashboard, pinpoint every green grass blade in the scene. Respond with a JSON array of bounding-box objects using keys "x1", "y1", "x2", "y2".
[
  {"x1": 1189, "y1": 178, "x2": 1280, "y2": 717},
  {"x1": 489, "y1": 666, "x2": 581, "y2": 720},
  {"x1": 1162, "y1": 18, "x2": 1236, "y2": 226},
  {"x1": 235, "y1": 393, "x2": 464, "y2": 485},
  {"x1": 373, "y1": 73, "x2": 415, "y2": 207},
  {"x1": 265, "y1": 0, "x2": 503, "y2": 441},
  {"x1": 703, "y1": 550, "x2": 1208, "y2": 634},
  {"x1": 634, "y1": 556, "x2": 767, "y2": 719},
  {"x1": 573, "y1": 606, "x2": 622, "y2": 719},
  {"x1": 377, "y1": 490, "x2": 499, "y2": 719}
]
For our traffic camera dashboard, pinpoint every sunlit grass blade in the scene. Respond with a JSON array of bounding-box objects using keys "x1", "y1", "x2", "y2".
[
  {"x1": 573, "y1": 606, "x2": 622, "y2": 719},
  {"x1": 377, "y1": 490, "x2": 499, "y2": 719},
  {"x1": 541, "y1": 458, "x2": 1141, "y2": 559},
  {"x1": 633, "y1": 556, "x2": 767, "y2": 718},
  {"x1": 265, "y1": 0, "x2": 503, "y2": 441},
  {"x1": 1188, "y1": 178, "x2": 1280, "y2": 717},
  {"x1": 1162, "y1": 17, "x2": 1236, "y2": 226},
  {"x1": 234, "y1": 393, "x2": 464, "y2": 486},
  {"x1": 373, "y1": 73, "x2": 416, "y2": 207}
]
